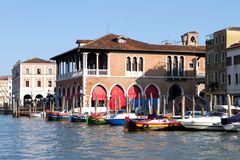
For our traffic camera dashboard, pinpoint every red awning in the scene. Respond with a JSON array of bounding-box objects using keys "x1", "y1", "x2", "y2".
[
  {"x1": 145, "y1": 85, "x2": 159, "y2": 98},
  {"x1": 76, "y1": 86, "x2": 81, "y2": 96},
  {"x1": 128, "y1": 85, "x2": 141, "y2": 99},
  {"x1": 109, "y1": 85, "x2": 126, "y2": 110},
  {"x1": 71, "y1": 87, "x2": 75, "y2": 97},
  {"x1": 92, "y1": 85, "x2": 107, "y2": 100}
]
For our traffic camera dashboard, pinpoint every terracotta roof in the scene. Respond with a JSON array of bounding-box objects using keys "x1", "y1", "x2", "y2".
[
  {"x1": 23, "y1": 57, "x2": 52, "y2": 63},
  {"x1": 81, "y1": 33, "x2": 205, "y2": 53},
  {"x1": 51, "y1": 33, "x2": 205, "y2": 60},
  {"x1": 76, "y1": 40, "x2": 92, "y2": 44},
  {"x1": 0, "y1": 75, "x2": 12, "y2": 80},
  {"x1": 227, "y1": 42, "x2": 240, "y2": 50}
]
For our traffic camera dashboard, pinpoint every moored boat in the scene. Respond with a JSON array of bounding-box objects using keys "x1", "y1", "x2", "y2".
[
  {"x1": 124, "y1": 114, "x2": 181, "y2": 132},
  {"x1": 86, "y1": 113, "x2": 107, "y2": 125},
  {"x1": 71, "y1": 114, "x2": 87, "y2": 122},
  {"x1": 105, "y1": 113, "x2": 146, "y2": 126},
  {"x1": 47, "y1": 111, "x2": 71, "y2": 121},
  {"x1": 221, "y1": 113, "x2": 240, "y2": 131}
]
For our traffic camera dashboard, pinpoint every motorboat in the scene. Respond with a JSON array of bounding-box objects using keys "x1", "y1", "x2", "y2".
[
  {"x1": 47, "y1": 110, "x2": 71, "y2": 121},
  {"x1": 171, "y1": 111, "x2": 206, "y2": 119},
  {"x1": 221, "y1": 113, "x2": 240, "y2": 131},
  {"x1": 124, "y1": 113, "x2": 181, "y2": 132},
  {"x1": 105, "y1": 113, "x2": 146, "y2": 126},
  {"x1": 178, "y1": 105, "x2": 240, "y2": 131}
]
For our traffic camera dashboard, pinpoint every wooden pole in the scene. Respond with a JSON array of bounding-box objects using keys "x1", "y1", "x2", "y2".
[
  {"x1": 138, "y1": 93, "x2": 141, "y2": 114},
  {"x1": 192, "y1": 96, "x2": 195, "y2": 118},
  {"x1": 209, "y1": 94, "x2": 213, "y2": 111},
  {"x1": 163, "y1": 96, "x2": 166, "y2": 116},
  {"x1": 157, "y1": 97, "x2": 160, "y2": 115},
  {"x1": 181, "y1": 96, "x2": 185, "y2": 119},
  {"x1": 118, "y1": 96, "x2": 121, "y2": 111},
  {"x1": 95, "y1": 96, "x2": 98, "y2": 113},
  {"x1": 214, "y1": 95, "x2": 217, "y2": 107},
  {"x1": 231, "y1": 95, "x2": 234, "y2": 106},
  {"x1": 29, "y1": 104, "x2": 32, "y2": 118},
  {"x1": 227, "y1": 94, "x2": 232, "y2": 117},
  {"x1": 62, "y1": 97, "x2": 65, "y2": 111},
  {"x1": 133, "y1": 97, "x2": 135, "y2": 112},
  {"x1": 150, "y1": 93, "x2": 153, "y2": 113},
  {"x1": 114, "y1": 97, "x2": 117, "y2": 114},
  {"x1": 72, "y1": 96, "x2": 75, "y2": 114},
  {"x1": 79, "y1": 96, "x2": 82, "y2": 114},
  {"x1": 126, "y1": 96, "x2": 129, "y2": 113},
  {"x1": 172, "y1": 100, "x2": 175, "y2": 116},
  {"x1": 148, "y1": 99, "x2": 152, "y2": 114}
]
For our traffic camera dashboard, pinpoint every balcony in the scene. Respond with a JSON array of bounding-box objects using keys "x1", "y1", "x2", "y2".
[{"x1": 88, "y1": 69, "x2": 108, "y2": 76}]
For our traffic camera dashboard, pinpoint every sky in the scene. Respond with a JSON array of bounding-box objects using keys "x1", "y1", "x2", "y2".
[{"x1": 0, "y1": 0, "x2": 240, "y2": 75}]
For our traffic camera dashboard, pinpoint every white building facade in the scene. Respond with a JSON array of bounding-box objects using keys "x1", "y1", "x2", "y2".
[
  {"x1": 0, "y1": 76, "x2": 12, "y2": 108},
  {"x1": 12, "y1": 58, "x2": 56, "y2": 106},
  {"x1": 227, "y1": 42, "x2": 240, "y2": 105}
]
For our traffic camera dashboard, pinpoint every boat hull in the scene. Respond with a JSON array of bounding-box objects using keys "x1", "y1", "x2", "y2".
[
  {"x1": 86, "y1": 115, "x2": 107, "y2": 125},
  {"x1": 47, "y1": 111, "x2": 71, "y2": 121},
  {"x1": 71, "y1": 115, "x2": 86, "y2": 122}
]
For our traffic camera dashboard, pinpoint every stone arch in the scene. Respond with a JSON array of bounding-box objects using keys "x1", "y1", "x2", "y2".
[
  {"x1": 90, "y1": 84, "x2": 108, "y2": 108},
  {"x1": 109, "y1": 84, "x2": 126, "y2": 110}
]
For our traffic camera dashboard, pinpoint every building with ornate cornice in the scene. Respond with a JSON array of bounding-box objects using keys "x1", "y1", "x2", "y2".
[
  {"x1": 51, "y1": 32, "x2": 205, "y2": 113},
  {"x1": 12, "y1": 57, "x2": 56, "y2": 106}
]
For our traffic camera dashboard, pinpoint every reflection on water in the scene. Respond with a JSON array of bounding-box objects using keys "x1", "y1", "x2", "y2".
[{"x1": 1, "y1": 115, "x2": 240, "y2": 160}]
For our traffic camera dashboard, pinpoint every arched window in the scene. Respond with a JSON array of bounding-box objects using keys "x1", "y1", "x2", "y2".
[
  {"x1": 132, "y1": 57, "x2": 137, "y2": 71},
  {"x1": 167, "y1": 56, "x2": 172, "y2": 76},
  {"x1": 139, "y1": 57, "x2": 143, "y2": 71},
  {"x1": 126, "y1": 57, "x2": 131, "y2": 71},
  {"x1": 173, "y1": 56, "x2": 178, "y2": 76},
  {"x1": 179, "y1": 56, "x2": 184, "y2": 76}
]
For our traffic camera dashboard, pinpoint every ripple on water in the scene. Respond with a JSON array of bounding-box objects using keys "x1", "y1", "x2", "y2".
[{"x1": 1, "y1": 116, "x2": 240, "y2": 160}]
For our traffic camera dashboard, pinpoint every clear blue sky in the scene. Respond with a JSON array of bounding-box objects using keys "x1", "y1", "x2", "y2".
[{"x1": 0, "y1": 0, "x2": 240, "y2": 75}]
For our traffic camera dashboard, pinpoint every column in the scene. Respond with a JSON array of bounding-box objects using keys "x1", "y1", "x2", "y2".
[
  {"x1": 96, "y1": 53, "x2": 99, "y2": 75},
  {"x1": 62, "y1": 61, "x2": 65, "y2": 74},
  {"x1": 83, "y1": 52, "x2": 88, "y2": 76}
]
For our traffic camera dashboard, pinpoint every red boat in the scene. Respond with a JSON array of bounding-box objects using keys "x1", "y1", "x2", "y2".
[
  {"x1": 124, "y1": 114, "x2": 181, "y2": 132},
  {"x1": 47, "y1": 111, "x2": 71, "y2": 121}
]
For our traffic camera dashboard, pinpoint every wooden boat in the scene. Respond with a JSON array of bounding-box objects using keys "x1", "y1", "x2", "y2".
[
  {"x1": 47, "y1": 111, "x2": 71, "y2": 121},
  {"x1": 105, "y1": 113, "x2": 146, "y2": 126},
  {"x1": 71, "y1": 114, "x2": 87, "y2": 122},
  {"x1": 124, "y1": 114, "x2": 181, "y2": 132},
  {"x1": 86, "y1": 113, "x2": 107, "y2": 125}
]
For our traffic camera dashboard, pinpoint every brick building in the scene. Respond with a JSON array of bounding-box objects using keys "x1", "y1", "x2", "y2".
[{"x1": 51, "y1": 32, "x2": 205, "y2": 113}]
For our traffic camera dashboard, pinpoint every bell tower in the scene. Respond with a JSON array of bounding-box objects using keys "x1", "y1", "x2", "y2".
[{"x1": 181, "y1": 31, "x2": 199, "y2": 46}]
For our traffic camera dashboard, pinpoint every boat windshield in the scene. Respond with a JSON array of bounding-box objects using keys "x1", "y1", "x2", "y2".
[{"x1": 206, "y1": 112, "x2": 227, "y2": 117}]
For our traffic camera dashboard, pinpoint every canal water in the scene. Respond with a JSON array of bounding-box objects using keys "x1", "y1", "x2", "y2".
[{"x1": 1, "y1": 115, "x2": 240, "y2": 160}]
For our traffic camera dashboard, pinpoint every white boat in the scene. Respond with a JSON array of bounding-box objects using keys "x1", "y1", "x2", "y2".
[{"x1": 178, "y1": 105, "x2": 240, "y2": 131}]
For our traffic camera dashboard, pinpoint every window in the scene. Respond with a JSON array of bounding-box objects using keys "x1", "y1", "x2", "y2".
[
  {"x1": 228, "y1": 74, "x2": 231, "y2": 85},
  {"x1": 221, "y1": 34, "x2": 225, "y2": 43},
  {"x1": 37, "y1": 68, "x2": 41, "y2": 74},
  {"x1": 226, "y1": 57, "x2": 232, "y2": 66},
  {"x1": 234, "y1": 55, "x2": 240, "y2": 65},
  {"x1": 221, "y1": 52, "x2": 225, "y2": 62},
  {"x1": 26, "y1": 68, "x2": 30, "y2": 75},
  {"x1": 215, "y1": 36, "x2": 218, "y2": 45},
  {"x1": 214, "y1": 71, "x2": 218, "y2": 83},
  {"x1": 48, "y1": 81, "x2": 52, "y2": 87},
  {"x1": 132, "y1": 57, "x2": 137, "y2": 71},
  {"x1": 207, "y1": 53, "x2": 211, "y2": 64},
  {"x1": 179, "y1": 56, "x2": 184, "y2": 76},
  {"x1": 167, "y1": 56, "x2": 172, "y2": 76},
  {"x1": 221, "y1": 73, "x2": 225, "y2": 84},
  {"x1": 173, "y1": 56, "x2": 178, "y2": 76},
  {"x1": 26, "y1": 81, "x2": 29, "y2": 87},
  {"x1": 189, "y1": 62, "x2": 193, "y2": 68},
  {"x1": 126, "y1": 57, "x2": 131, "y2": 71},
  {"x1": 48, "y1": 68, "x2": 52, "y2": 75},
  {"x1": 139, "y1": 57, "x2": 143, "y2": 71},
  {"x1": 236, "y1": 74, "x2": 239, "y2": 85},
  {"x1": 207, "y1": 74, "x2": 211, "y2": 84},
  {"x1": 214, "y1": 53, "x2": 218, "y2": 63},
  {"x1": 37, "y1": 81, "x2": 41, "y2": 87}
]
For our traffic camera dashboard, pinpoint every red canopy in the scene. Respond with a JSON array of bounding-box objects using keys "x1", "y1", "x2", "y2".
[
  {"x1": 76, "y1": 86, "x2": 81, "y2": 96},
  {"x1": 92, "y1": 85, "x2": 107, "y2": 100},
  {"x1": 109, "y1": 85, "x2": 126, "y2": 110},
  {"x1": 145, "y1": 85, "x2": 159, "y2": 98},
  {"x1": 128, "y1": 85, "x2": 141, "y2": 99}
]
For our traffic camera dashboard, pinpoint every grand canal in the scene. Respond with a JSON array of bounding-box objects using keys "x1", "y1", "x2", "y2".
[{"x1": 1, "y1": 115, "x2": 240, "y2": 160}]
